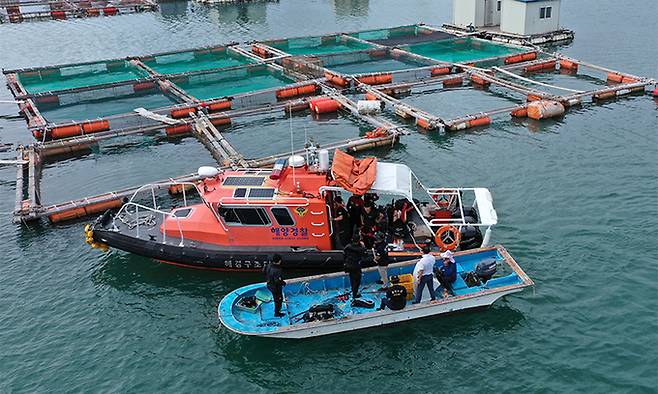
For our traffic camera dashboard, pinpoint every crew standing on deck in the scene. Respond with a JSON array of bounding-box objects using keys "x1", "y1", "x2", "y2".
[
  {"x1": 373, "y1": 232, "x2": 391, "y2": 290},
  {"x1": 332, "y1": 196, "x2": 352, "y2": 249},
  {"x1": 343, "y1": 234, "x2": 367, "y2": 299},
  {"x1": 264, "y1": 254, "x2": 286, "y2": 317},
  {"x1": 413, "y1": 245, "x2": 437, "y2": 304}
]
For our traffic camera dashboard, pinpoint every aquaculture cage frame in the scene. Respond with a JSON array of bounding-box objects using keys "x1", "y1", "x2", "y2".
[
  {"x1": 3, "y1": 23, "x2": 656, "y2": 225},
  {"x1": 0, "y1": 0, "x2": 157, "y2": 23}
]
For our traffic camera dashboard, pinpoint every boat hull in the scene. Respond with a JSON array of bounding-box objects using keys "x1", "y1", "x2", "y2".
[
  {"x1": 236, "y1": 289, "x2": 521, "y2": 339},
  {"x1": 93, "y1": 228, "x2": 421, "y2": 272}
]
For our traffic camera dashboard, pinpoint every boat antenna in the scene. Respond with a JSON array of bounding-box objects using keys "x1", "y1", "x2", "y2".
[{"x1": 289, "y1": 104, "x2": 297, "y2": 188}]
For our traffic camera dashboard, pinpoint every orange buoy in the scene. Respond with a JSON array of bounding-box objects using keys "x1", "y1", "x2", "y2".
[
  {"x1": 324, "y1": 72, "x2": 349, "y2": 88},
  {"x1": 468, "y1": 116, "x2": 491, "y2": 128},
  {"x1": 133, "y1": 81, "x2": 156, "y2": 92},
  {"x1": 51, "y1": 10, "x2": 66, "y2": 19},
  {"x1": 32, "y1": 129, "x2": 44, "y2": 140},
  {"x1": 311, "y1": 98, "x2": 340, "y2": 114},
  {"x1": 374, "y1": 74, "x2": 392, "y2": 84},
  {"x1": 430, "y1": 67, "x2": 451, "y2": 77},
  {"x1": 364, "y1": 93, "x2": 378, "y2": 101},
  {"x1": 511, "y1": 107, "x2": 528, "y2": 118},
  {"x1": 524, "y1": 60, "x2": 556, "y2": 73},
  {"x1": 170, "y1": 107, "x2": 197, "y2": 119},
  {"x1": 84, "y1": 199, "x2": 122, "y2": 215},
  {"x1": 82, "y1": 120, "x2": 110, "y2": 134},
  {"x1": 559, "y1": 59, "x2": 579, "y2": 72},
  {"x1": 527, "y1": 100, "x2": 565, "y2": 120},
  {"x1": 168, "y1": 183, "x2": 195, "y2": 195},
  {"x1": 607, "y1": 73, "x2": 624, "y2": 83},
  {"x1": 416, "y1": 118, "x2": 429, "y2": 129},
  {"x1": 207, "y1": 100, "x2": 232, "y2": 112},
  {"x1": 522, "y1": 52, "x2": 537, "y2": 61},
  {"x1": 297, "y1": 84, "x2": 318, "y2": 95},
  {"x1": 357, "y1": 75, "x2": 377, "y2": 85},
  {"x1": 593, "y1": 91, "x2": 617, "y2": 101},
  {"x1": 504, "y1": 54, "x2": 524, "y2": 64},
  {"x1": 165, "y1": 124, "x2": 192, "y2": 136},
  {"x1": 210, "y1": 117, "x2": 231, "y2": 127},
  {"x1": 443, "y1": 77, "x2": 463, "y2": 88},
  {"x1": 470, "y1": 75, "x2": 490, "y2": 87},
  {"x1": 276, "y1": 87, "x2": 300, "y2": 99},
  {"x1": 653, "y1": 87, "x2": 658, "y2": 97},
  {"x1": 365, "y1": 128, "x2": 388, "y2": 138},
  {"x1": 51, "y1": 125, "x2": 82, "y2": 139},
  {"x1": 103, "y1": 6, "x2": 117, "y2": 15},
  {"x1": 48, "y1": 207, "x2": 87, "y2": 223}
]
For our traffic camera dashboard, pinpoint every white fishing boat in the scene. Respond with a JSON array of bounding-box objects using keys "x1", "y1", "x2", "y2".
[{"x1": 218, "y1": 245, "x2": 533, "y2": 339}]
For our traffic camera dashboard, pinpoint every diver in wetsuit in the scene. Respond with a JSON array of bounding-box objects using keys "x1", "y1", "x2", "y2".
[
  {"x1": 343, "y1": 234, "x2": 367, "y2": 299},
  {"x1": 264, "y1": 254, "x2": 286, "y2": 317}
]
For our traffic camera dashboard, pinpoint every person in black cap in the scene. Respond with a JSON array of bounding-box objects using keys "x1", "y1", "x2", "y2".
[
  {"x1": 264, "y1": 254, "x2": 286, "y2": 317},
  {"x1": 343, "y1": 233, "x2": 367, "y2": 298},
  {"x1": 378, "y1": 275, "x2": 407, "y2": 311},
  {"x1": 332, "y1": 195, "x2": 352, "y2": 249}
]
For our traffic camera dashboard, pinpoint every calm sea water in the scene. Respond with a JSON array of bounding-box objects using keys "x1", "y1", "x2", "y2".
[{"x1": 1, "y1": 0, "x2": 657, "y2": 392}]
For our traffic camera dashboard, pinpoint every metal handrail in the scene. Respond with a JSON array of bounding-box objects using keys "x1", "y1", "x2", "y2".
[{"x1": 116, "y1": 201, "x2": 186, "y2": 247}]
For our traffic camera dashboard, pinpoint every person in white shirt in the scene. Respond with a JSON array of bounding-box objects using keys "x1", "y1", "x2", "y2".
[{"x1": 413, "y1": 245, "x2": 437, "y2": 303}]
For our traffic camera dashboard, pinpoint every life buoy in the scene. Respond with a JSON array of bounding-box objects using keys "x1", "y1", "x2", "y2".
[{"x1": 435, "y1": 225, "x2": 461, "y2": 251}]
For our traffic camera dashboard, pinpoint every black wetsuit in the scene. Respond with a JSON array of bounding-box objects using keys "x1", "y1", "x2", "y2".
[
  {"x1": 264, "y1": 263, "x2": 285, "y2": 315},
  {"x1": 380, "y1": 284, "x2": 407, "y2": 310},
  {"x1": 343, "y1": 242, "x2": 366, "y2": 298},
  {"x1": 333, "y1": 205, "x2": 352, "y2": 249}
]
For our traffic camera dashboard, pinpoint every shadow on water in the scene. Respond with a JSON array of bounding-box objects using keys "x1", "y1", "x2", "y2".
[
  {"x1": 214, "y1": 303, "x2": 527, "y2": 388},
  {"x1": 90, "y1": 251, "x2": 261, "y2": 297}
]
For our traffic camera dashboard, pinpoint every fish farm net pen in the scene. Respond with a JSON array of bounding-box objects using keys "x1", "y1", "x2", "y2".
[{"x1": 4, "y1": 23, "x2": 656, "y2": 225}]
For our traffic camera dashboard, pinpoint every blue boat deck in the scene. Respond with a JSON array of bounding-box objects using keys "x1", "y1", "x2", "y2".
[{"x1": 222, "y1": 248, "x2": 526, "y2": 335}]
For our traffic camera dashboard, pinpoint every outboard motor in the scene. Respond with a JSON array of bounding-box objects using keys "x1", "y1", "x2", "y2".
[
  {"x1": 475, "y1": 258, "x2": 497, "y2": 283},
  {"x1": 459, "y1": 225, "x2": 483, "y2": 250}
]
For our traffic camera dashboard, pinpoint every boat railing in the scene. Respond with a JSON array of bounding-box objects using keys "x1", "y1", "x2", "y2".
[
  {"x1": 111, "y1": 180, "x2": 202, "y2": 246},
  {"x1": 115, "y1": 201, "x2": 186, "y2": 247}
]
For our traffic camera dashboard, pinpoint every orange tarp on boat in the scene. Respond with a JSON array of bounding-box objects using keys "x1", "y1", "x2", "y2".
[{"x1": 331, "y1": 149, "x2": 377, "y2": 195}]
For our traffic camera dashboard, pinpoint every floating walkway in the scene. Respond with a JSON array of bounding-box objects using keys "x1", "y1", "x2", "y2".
[
  {"x1": 3, "y1": 24, "x2": 656, "y2": 224},
  {"x1": 0, "y1": 0, "x2": 157, "y2": 23}
]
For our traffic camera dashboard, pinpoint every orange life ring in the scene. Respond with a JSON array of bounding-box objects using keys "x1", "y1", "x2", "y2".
[{"x1": 435, "y1": 225, "x2": 461, "y2": 251}]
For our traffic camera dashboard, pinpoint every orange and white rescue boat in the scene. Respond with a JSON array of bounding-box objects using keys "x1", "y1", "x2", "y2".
[{"x1": 87, "y1": 149, "x2": 498, "y2": 272}]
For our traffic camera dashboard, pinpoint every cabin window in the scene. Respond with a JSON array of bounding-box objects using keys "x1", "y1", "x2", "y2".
[
  {"x1": 271, "y1": 207, "x2": 295, "y2": 226},
  {"x1": 173, "y1": 208, "x2": 192, "y2": 218},
  {"x1": 546, "y1": 6, "x2": 552, "y2": 18},
  {"x1": 540, "y1": 6, "x2": 552, "y2": 19},
  {"x1": 218, "y1": 207, "x2": 271, "y2": 226},
  {"x1": 497, "y1": 1, "x2": 501, "y2": 11}
]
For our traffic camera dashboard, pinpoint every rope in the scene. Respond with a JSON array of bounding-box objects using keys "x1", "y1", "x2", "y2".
[{"x1": 492, "y1": 66, "x2": 584, "y2": 93}]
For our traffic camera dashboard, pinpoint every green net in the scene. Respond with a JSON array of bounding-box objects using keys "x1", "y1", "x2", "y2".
[
  {"x1": 176, "y1": 68, "x2": 294, "y2": 100},
  {"x1": 143, "y1": 50, "x2": 252, "y2": 75},
  {"x1": 18, "y1": 60, "x2": 148, "y2": 94},
  {"x1": 406, "y1": 38, "x2": 524, "y2": 63},
  {"x1": 269, "y1": 36, "x2": 372, "y2": 56}
]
